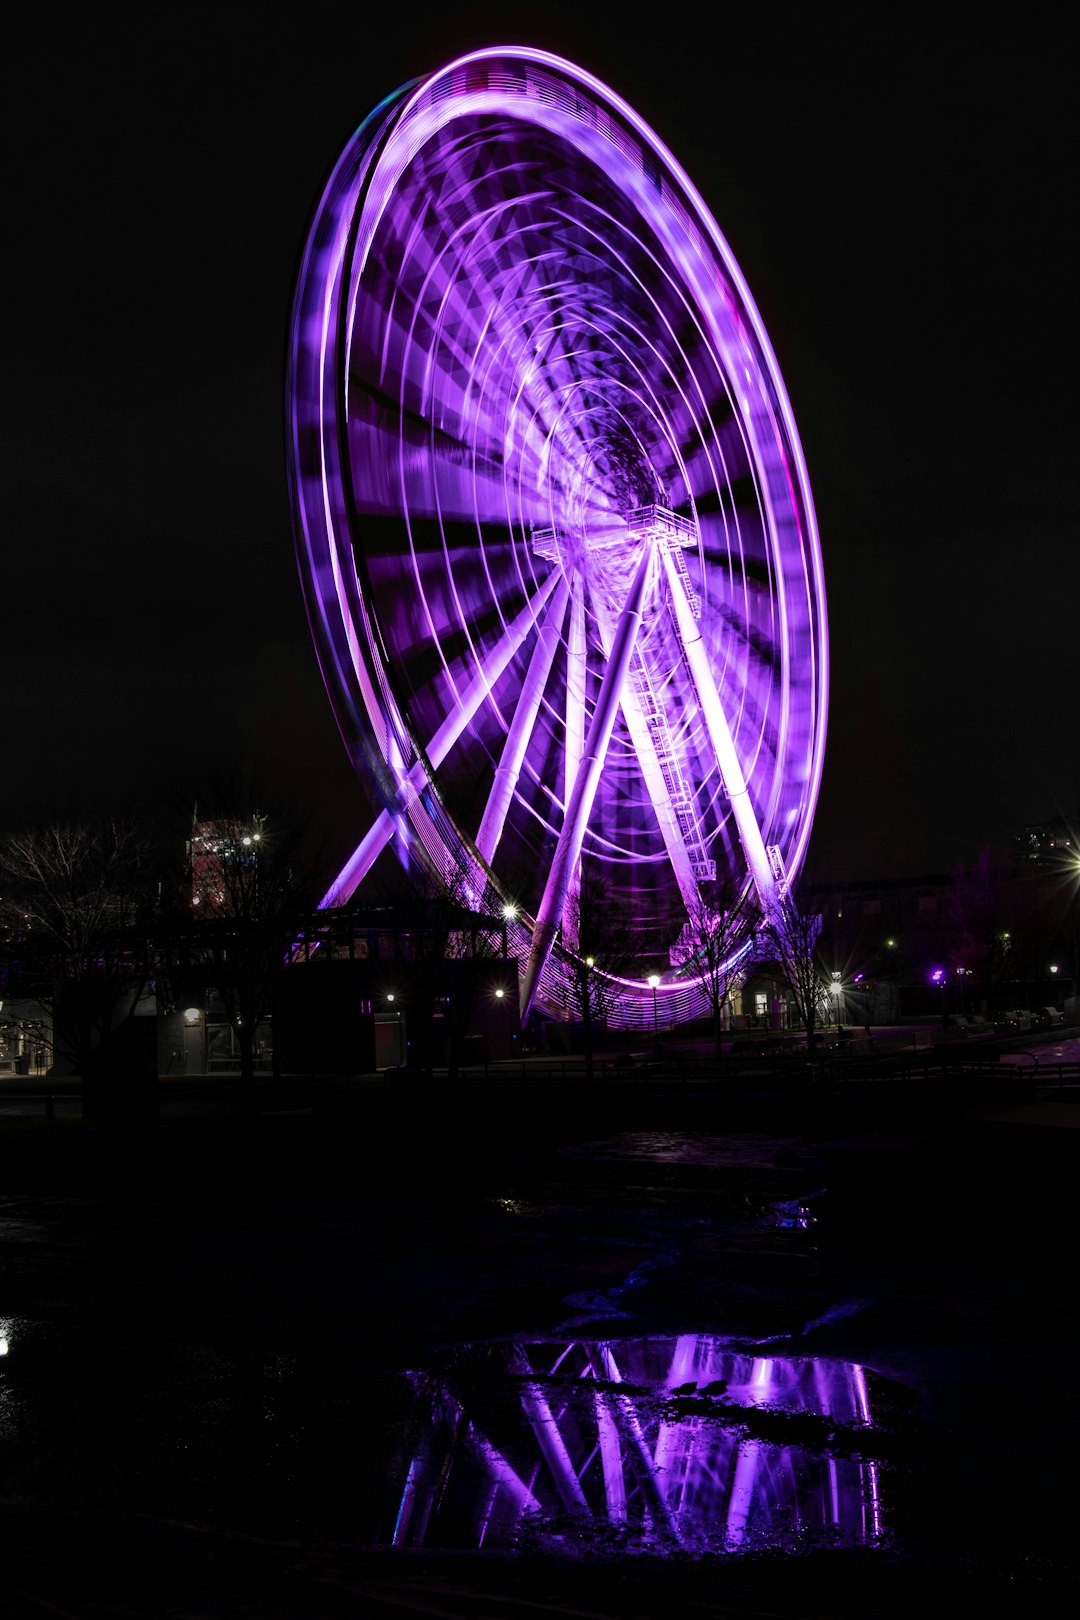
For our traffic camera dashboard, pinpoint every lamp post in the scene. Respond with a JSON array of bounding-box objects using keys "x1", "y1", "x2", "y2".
[
  {"x1": 648, "y1": 973, "x2": 660, "y2": 1041},
  {"x1": 386, "y1": 991, "x2": 403, "y2": 1066},
  {"x1": 931, "y1": 968, "x2": 946, "y2": 1028}
]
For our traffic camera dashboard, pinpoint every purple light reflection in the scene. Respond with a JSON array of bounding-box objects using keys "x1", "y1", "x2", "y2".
[
  {"x1": 286, "y1": 48, "x2": 829, "y2": 1027},
  {"x1": 388, "y1": 1337, "x2": 883, "y2": 1558}
]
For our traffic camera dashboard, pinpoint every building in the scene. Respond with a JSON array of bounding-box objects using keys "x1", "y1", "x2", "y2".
[
  {"x1": 1012, "y1": 813, "x2": 1079, "y2": 867},
  {"x1": 188, "y1": 813, "x2": 265, "y2": 915}
]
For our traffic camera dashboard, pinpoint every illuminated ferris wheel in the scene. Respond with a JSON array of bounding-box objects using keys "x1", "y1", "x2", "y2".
[{"x1": 285, "y1": 47, "x2": 828, "y2": 1027}]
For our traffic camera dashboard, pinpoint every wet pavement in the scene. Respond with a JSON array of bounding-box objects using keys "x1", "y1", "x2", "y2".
[{"x1": 0, "y1": 1076, "x2": 1078, "y2": 1615}]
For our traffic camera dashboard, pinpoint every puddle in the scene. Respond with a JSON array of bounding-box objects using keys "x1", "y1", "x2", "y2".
[{"x1": 388, "y1": 1336, "x2": 885, "y2": 1558}]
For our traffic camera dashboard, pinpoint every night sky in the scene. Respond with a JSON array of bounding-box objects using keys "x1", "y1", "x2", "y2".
[{"x1": 7, "y1": 6, "x2": 1077, "y2": 885}]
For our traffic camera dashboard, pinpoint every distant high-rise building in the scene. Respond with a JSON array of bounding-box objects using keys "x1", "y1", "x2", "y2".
[{"x1": 187, "y1": 813, "x2": 265, "y2": 915}]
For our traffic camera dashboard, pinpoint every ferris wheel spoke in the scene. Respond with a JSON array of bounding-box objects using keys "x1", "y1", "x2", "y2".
[
  {"x1": 475, "y1": 572, "x2": 572, "y2": 866},
  {"x1": 521, "y1": 540, "x2": 656, "y2": 1018},
  {"x1": 324, "y1": 569, "x2": 560, "y2": 905}
]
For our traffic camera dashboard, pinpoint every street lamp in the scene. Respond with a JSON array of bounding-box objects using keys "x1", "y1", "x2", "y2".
[
  {"x1": 648, "y1": 973, "x2": 660, "y2": 1039},
  {"x1": 955, "y1": 966, "x2": 969, "y2": 1015},
  {"x1": 931, "y1": 967, "x2": 946, "y2": 1027},
  {"x1": 385, "y1": 991, "x2": 404, "y2": 1066}
]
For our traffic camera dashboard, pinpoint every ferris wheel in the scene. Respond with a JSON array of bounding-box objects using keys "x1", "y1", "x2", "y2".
[{"x1": 285, "y1": 47, "x2": 828, "y2": 1027}]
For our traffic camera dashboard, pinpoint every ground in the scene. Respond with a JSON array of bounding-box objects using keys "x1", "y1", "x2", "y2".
[{"x1": 0, "y1": 1075, "x2": 1077, "y2": 1616}]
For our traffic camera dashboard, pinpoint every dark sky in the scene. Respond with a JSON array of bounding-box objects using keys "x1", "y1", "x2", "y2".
[{"x1": 6, "y1": 5, "x2": 1077, "y2": 885}]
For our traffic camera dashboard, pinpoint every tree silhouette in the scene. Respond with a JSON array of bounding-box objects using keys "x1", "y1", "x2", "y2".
[
  {"x1": 166, "y1": 790, "x2": 326, "y2": 1100},
  {"x1": 0, "y1": 817, "x2": 160, "y2": 1119},
  {"x1": 670, "y1": 879, "x2": 760, "y2": 1066},
  {"x1": 757, "y1": 893, "x2": 827, "y2": 1053}
]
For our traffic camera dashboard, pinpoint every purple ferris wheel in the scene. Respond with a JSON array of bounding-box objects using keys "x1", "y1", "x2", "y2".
[{"x1": 285, "y1": 47, "x2": 828, "y2": 1029}]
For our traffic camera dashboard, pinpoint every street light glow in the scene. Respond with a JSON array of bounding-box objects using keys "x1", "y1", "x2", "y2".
[{"x1": 647, "y1": 974, "x2": 660, "y2": 1040}]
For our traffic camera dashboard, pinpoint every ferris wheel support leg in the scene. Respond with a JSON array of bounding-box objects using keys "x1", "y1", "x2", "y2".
[
  {"x1": 589, "y1": 593, "x2": 703, "y2": 916},
  {"x1": 562, "y1": 579, "x2": 588, "y2": 950},
  {"x1": 520, "y1": 542, "x2": 655, "y2": 1020},
  {"x1": 475, "y1": 573, "x2": 572, "y2": 865},
  {"x1": 659, "y1": 547, "x2": 778, "y2": 917},
  {"x1": 321, "y1": 571, "x2": 561, "y2": 907}
]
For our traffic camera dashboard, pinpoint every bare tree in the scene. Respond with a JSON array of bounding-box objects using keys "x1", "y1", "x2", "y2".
[
  {"x1": 0, "y1": 818, "x2": 159, "y2": 1119},
  {"x1": 757, "y1": 893, "x2": 827, "y2": 1053},
  {"x1": 670, "y1": 878, "x2": 760, "y2": 1066},
  {"x1": 167, "y1": 794, "x2": 326, "y2": 1100}
]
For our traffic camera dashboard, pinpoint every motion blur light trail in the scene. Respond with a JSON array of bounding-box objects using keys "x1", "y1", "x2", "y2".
[{"x1": 286, "y1": 47, "x2": 828, "y2": 1027}]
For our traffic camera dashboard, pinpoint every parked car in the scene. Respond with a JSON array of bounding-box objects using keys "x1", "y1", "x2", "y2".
[
  {"x1": 1041, "y1": 1006, "x2": 1065, "y2": 1025},
  {"x1": 951, "y1": 1013, "x2": 994, "y2": 1036},
  {"x1": 992, "y1": 1009, "x2": 1025, "y2": 1032},
  {"x1": 993, "y1": 1008, "x2": 1044, "y2": 1032}
]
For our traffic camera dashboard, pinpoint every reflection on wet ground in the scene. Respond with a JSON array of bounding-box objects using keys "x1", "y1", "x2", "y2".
[
  {"x1": 0, "y1": 1096, "x2": 1078, "y2": 1613},
  {"x1": 392, "y1": 1337, "x2": 882, "y2": 1557}
]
